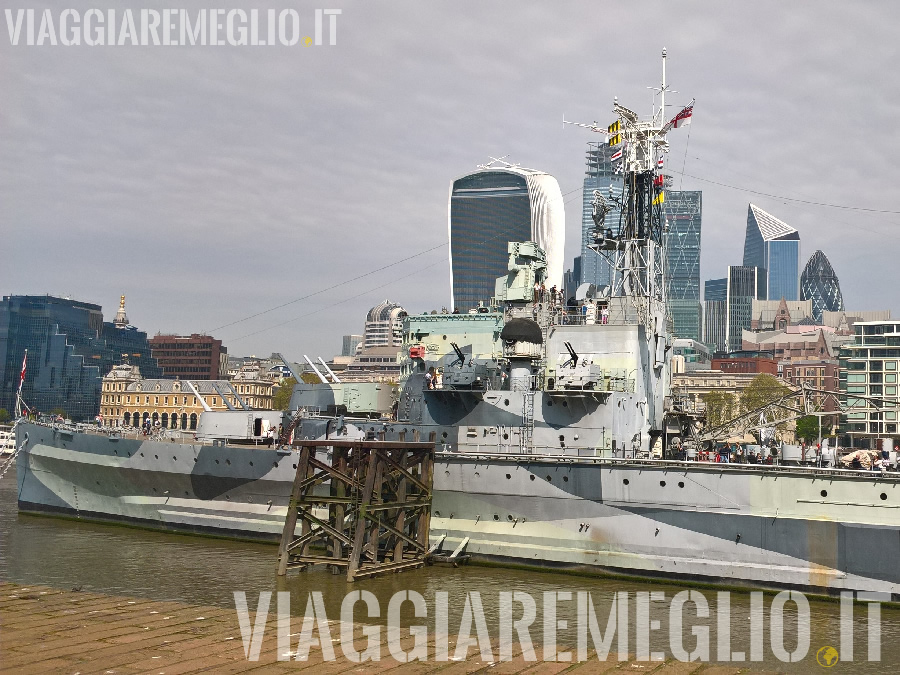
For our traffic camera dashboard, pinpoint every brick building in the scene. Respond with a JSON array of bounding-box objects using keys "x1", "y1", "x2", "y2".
[{"x1": 148, "y1": 334, "x2": 228, "y2": 380}]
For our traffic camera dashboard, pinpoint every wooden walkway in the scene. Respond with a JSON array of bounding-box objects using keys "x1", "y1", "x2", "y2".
[{"x1": 0, "y1": 582, "x2": 764, "y2": 674}]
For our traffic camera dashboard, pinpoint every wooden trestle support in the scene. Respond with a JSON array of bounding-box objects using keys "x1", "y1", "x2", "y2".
[{"x1": 275, "y1": 437, "x2": 435, "y2": 581}]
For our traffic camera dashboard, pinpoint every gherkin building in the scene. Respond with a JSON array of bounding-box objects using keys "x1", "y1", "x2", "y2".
[{"x1": 800, "y1": 250, "x2": 844, "y2": 322}]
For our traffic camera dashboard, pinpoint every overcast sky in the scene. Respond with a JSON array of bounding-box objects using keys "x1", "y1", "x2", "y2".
[{"x1": 3, "y1": 1, "x2": 899, "y2": 360}]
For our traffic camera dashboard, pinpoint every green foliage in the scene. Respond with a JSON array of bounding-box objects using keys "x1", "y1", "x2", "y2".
[
  {"x1": 272, "y1": 378, "x2": 297, "y2": 411},
  {"x1": 795, "y1": 415, "x2": 833, "y2": 443},
  {"x1": 0, "y1": 408, "x2": 9, "y2": 424},
  {"x1": 702, "y1": 391, "x2": 738, "y2": 428},
  {"x1": 740, "y1": 374, "x2": 792, "y2": 415},
  {"x1": 795, "y1": 415, "x2": 818, "y2": 442},
  {"x1": 50, "y1": 407, "x2": 67, "y2": 418},
  {"x1": 740, "y1": 374, "x2": 793, "y2": 441}
]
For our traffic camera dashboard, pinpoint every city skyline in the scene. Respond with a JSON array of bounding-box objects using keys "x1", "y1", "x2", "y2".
[{"x1": 4, "y1": 3, "x2": 900, "y2": 357}]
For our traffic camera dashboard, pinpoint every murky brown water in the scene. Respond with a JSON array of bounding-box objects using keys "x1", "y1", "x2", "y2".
[{"x1": 1, "y1": 473, "x2": 898, "y2": 671}]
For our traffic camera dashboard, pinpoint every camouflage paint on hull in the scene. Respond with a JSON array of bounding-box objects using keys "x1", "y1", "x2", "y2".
[{"x1": 16, "y1": 422, "x2": 900, "y2": 598}]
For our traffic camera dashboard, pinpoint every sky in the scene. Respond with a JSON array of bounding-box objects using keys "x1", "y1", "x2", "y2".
[{"x1": 3, "y1": 1, "x2": 900, "y2": 361}]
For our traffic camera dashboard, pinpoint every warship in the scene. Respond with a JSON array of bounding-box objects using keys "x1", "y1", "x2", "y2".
[{"x1": 13, "y1": 53, "x2": 900, "y2": 598}]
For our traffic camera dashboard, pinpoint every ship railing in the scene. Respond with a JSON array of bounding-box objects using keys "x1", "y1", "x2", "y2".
[{"x1": 437, "y1": 450, "x2": 900, "y2": 481}]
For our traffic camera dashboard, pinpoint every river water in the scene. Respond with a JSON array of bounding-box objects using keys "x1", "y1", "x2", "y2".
[{"x1": 1, "y1": 472, "x2": 898, "y2": 671}]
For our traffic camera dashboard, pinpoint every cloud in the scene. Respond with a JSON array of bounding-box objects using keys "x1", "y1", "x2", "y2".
[{"x1": 2, "y1": 1, "x2": 899, "y2": 358}]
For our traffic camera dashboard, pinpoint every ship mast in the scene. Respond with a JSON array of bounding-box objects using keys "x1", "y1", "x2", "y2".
[{"x1": 578, "y1": 50, "x2": 694, "y2": 330}]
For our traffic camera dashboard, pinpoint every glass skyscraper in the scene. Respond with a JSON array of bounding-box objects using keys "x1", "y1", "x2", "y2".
[
  {"x1": 743, "y1": 204, "x2": 800, "y2": 301},
  {"x1": 580, "y1": 142, "x2": 623, "y2": 290},
  {"x1": 449, "y1": 167, "x2": 564, "y2": 311},
  {"x1": 725, "y1": 266, "x2": 767, "y2": 352},
  {"x1": 800, "y1": 250, "x2": 844, "y2": 322},
  {"x1": 703, "y1": 278, "x2": 727, "y2": 354},
  {"x1": 664, "y1": 191, "x2": 702, "y2": 341},
  {"x1": 0, "y1": 295, "x2": 160, "y2": 421}
]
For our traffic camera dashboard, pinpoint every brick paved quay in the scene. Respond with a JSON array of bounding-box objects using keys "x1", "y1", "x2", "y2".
[{"x1": 0, "y1": 582, "x2": 770, "y2": 674}]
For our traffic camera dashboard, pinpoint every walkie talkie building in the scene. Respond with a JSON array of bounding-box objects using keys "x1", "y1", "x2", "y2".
[{"x1": 448, "y1": 167, "x2": 564, "y2": 312}]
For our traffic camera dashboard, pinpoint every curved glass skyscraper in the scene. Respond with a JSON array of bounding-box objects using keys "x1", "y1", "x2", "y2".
[
  {"x1": 448, "y1": 167, "x2": 564, "y2": 311},
  {"x1": 800, "y1": 250, "x2": 844, "y2": 322}
]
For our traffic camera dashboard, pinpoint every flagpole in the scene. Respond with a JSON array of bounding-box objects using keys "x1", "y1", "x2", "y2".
[{"x1": 15, "y1": 349, "x2": 27, "y2": 419}]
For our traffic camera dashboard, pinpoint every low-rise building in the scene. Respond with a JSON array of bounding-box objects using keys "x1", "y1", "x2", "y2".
[
  {"x1": 671, "y1": 339, "x2": 711, "y2": 373},
  {"x1": 712, "y1": 351, "x2": 778, "y2": 375},
  {"x1": 100, "y1": 363, "x2": 272, "y2": 430}
]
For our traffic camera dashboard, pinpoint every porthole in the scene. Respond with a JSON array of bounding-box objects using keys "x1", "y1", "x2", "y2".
[
  {"x1": 442, "y1": 335, "x2": 447, "y2": 340},
  {"x1": 563, "y1": 476, "x2": 569, "y2": 482},
  {"x1": 881, "y1": 493, "x2": 888, "y2": 501},
  {"x1": 623, "y1": 479, "x2": 630, "y2": 486},
  {"x1": 548, "y1": 400, "x2": 553, "y2": 407},
  {"x1": 660, "y1": 480, "x2": 666, "y2": 487},
  {"x1": 273, "y1": 462, "x2": 279, "y2": 469},
  {"x1": 193, "y1": 458, "x2": 197, "y2": 463},
  {"x1": 226, "y1": 459, "x2": 231, "y2": 465},
  {"x1": 140, "y1": 452, "x2": 144, "y2": 457},
  {"x1": 546, "y1": 475, "x2": 552, "y2": 482},
  {"x1": 507, "y1": 515, "x2": 514, "y2": 521},
  {"x1": 529, "y1": 475, "x2": 536, "y2": 481},
  {"x1": 503, "y1": 433, "x2": 509, "y2": 440},
  {"x1": 442, "y1": 432, "x2": 448, "y2": 439},
  {"x1": 493, "y1": 514, "x2": 500, "y2": 521},
  {"x1": 505, "y1": 473, "x2": 511, "y2": 479},
  {"x1": 562, "y1": 401, "x2": 568, "y2": 407},
  {"x1": 215, "y1": 459, "x2": 220, "y2": 464},
  {"x1": 184, "y1": 491, "x2": 189, "y2": 496},
  {"x1": 249, "y1": 461, "x2": 253, "y2": 467},
  {"x1": 152, "y1": 487, "x2": 157, "y2": 492},
  {"x1": 504, "y1": 399, "x2": 510, "y2": 406},
  {"x1": 172, "y1": 456, "x2": 177, "y2": 461},
  {"x1": 225, "y1": 495, "x2": 230, "y2": 501},
  {"x1": 821, "y1": 490, "x2": 828, "y2": 498},
  {"x1": 558, "y1": 435, "x2": 565, "y2": 442},
  {"x1": 154, "y1": 455, "x2": 158, "y2": 460},
  {"x1": 434, "y1": 511, "x2": 441, "y2": 517},
  {"x1": 292, "y1": 464, "x2": 297, "y2": 469},
  {"x1": 678, "y1": 481, "x2": 684, "y2": 488}
]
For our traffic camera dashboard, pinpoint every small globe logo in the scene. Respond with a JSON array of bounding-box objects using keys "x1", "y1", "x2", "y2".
[
  {"x1": 817, "y1": 646, "x2": 839, "y2": 667},
  {"x1": 303, "y1": 36, "x2": 313, "y2": 47}
]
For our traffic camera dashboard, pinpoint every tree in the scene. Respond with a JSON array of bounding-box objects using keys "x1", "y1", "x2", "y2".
[
  {"x1": 795, "y1": 415, "x2": 818, "y2": 443},
  {"x1": 273, "y1": 378, "x2": 297, "y2": 411},
  {"x1": 0, "y1": 408, "x2": 9, "y2": 425},
  {"x1": 50, "y1": 407, "x2": 67, "y2": 419},
  {"x1": 740, "y1": 374, "x2": 793, "y2": 440},
  {"x1": 795, "y1": 415, "x2": 833, "y2": 443},
  {"x1": 702, "y1": 391, "x2": 740, "y2": 429}
]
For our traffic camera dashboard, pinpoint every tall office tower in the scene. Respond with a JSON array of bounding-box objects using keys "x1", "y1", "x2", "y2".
[
  {"x1": 664, "y1": 191, "x2": 702, "y2": 341},
  {"x1": 725, "y1": 266, "x2": 767, "y2": 352},
  {"x1": 743, "y1": 204, "x2": 800, "y2": 301},
  {"x1": 0, "y1": 295, "x2": 160, "y2": 420},
  {"x1": 449, "y1": 166, "x2": 565, "y2": 311},
  {"x1": 703, "y1": 278, "x2": 727, "y2": 353},
  {"x1": 800, "y1": 250, "x2": 844, "y2": 322},
  {"x1": 580, "y1": 142, "x2": 623, "y2": 289}
]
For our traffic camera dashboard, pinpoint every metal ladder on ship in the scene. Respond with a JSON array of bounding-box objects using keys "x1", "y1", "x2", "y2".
[{"x1": 522, "y1": 391, "x2": 535, "y2": 454}]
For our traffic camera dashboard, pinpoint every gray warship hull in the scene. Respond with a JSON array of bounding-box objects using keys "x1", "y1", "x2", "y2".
[{"x1": 16, "y1": 421, "x2": 900, "y2": 599}]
